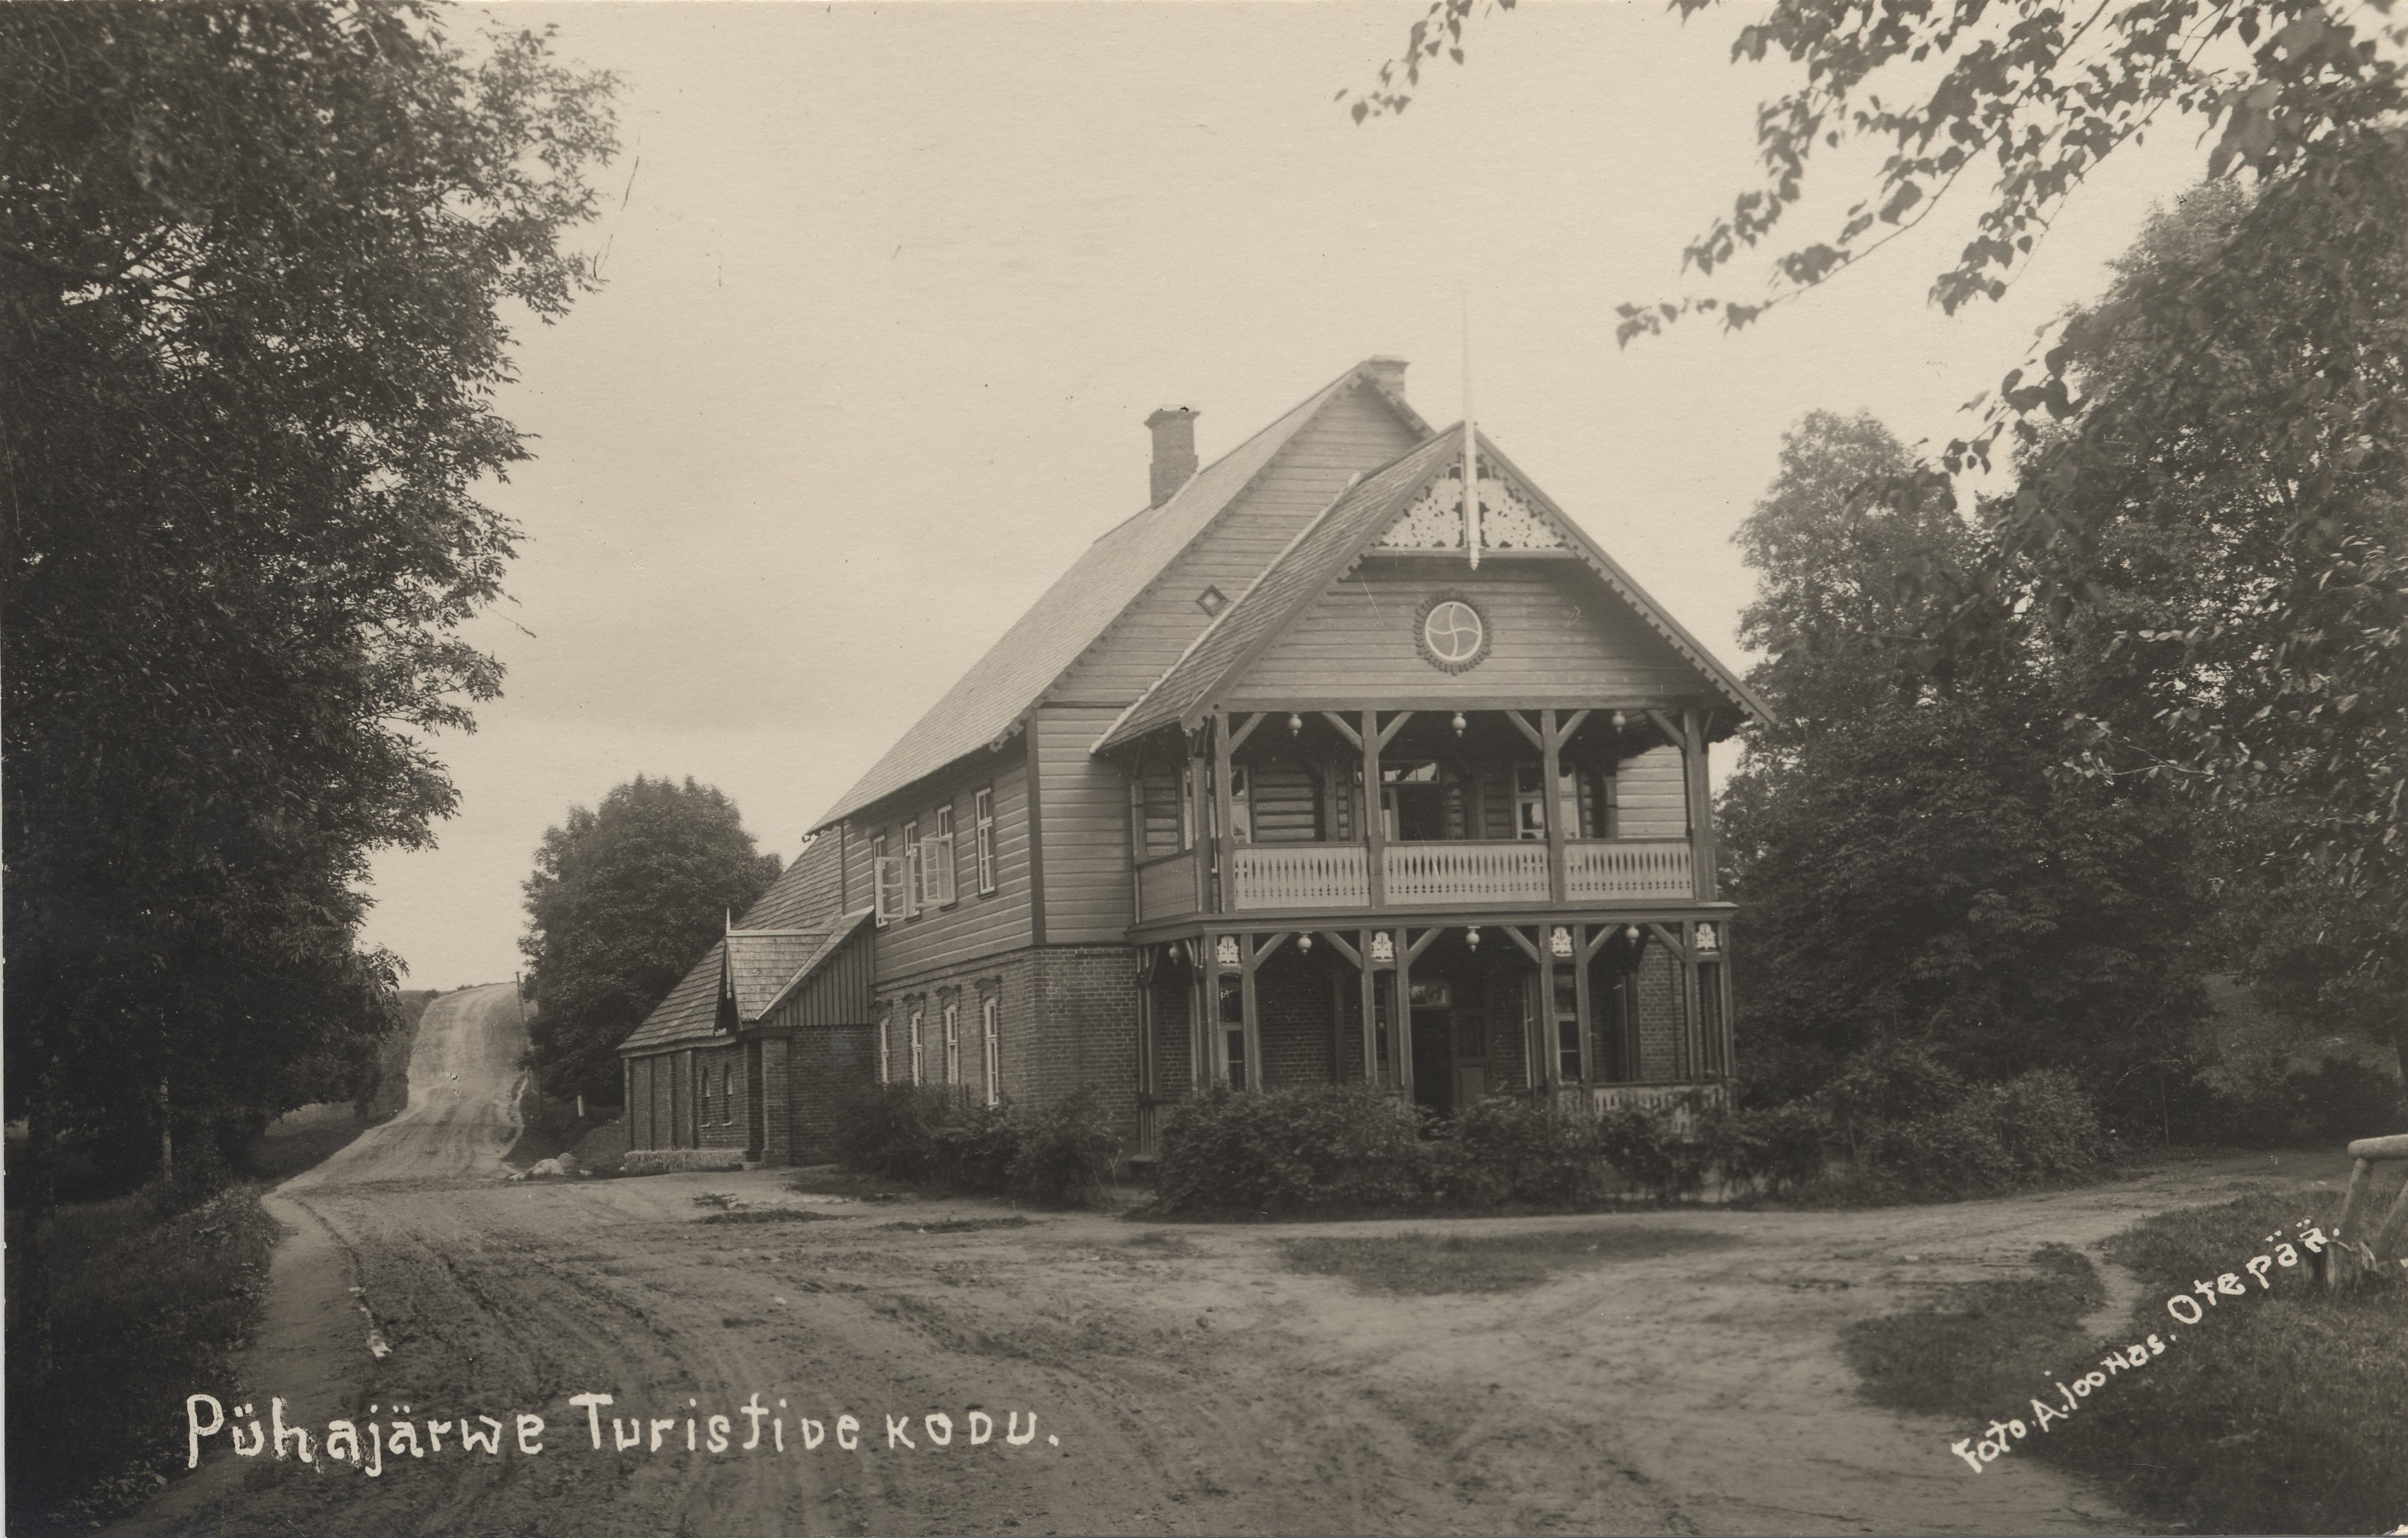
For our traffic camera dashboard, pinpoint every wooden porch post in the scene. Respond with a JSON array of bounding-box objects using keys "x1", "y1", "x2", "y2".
[
  {"x1": 1359, "y1": 927, "x2": 1380, "y2": 1086},
  {"x1": 1541, "y1": 708, "x2": 1568, "y2": 904},
  {"x1": 1535, "y1": 931, "x2": 1557, "y2": 1094},
  {"x1": 1571, "y1": 924, "x2": 1593, "y2": 1087},
  {"x1": 1361, "y1": 709, "x2": 1386, "y2": 908},
  {"x1": 1239, "y1": 933, "x2": 1282, "y2": 1093},
  {"x1": 1202, "y1": 934, "x2": 1227, "y2": 1088},
  {"x1": 1213, "y1": 709, "x2": 1236, "y2": 915},
  {"x1": 1681, "y1": 920, "x2": 1703, "y2": 1081},
  {"x1": 1186, "y1": 738, "x2": 1210, "y2": 912},
  {"x1": 1393, "y1": 927, "x2": 1415, "y2": 1099},
  {"x1": 1685, "y1": 709, "x2": 1717, "y2": 901}
]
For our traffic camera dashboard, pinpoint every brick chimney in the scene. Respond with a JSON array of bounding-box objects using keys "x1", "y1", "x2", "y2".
[{"x1": 1145, "y1": 407, "x2": 1198, "y2": 507}]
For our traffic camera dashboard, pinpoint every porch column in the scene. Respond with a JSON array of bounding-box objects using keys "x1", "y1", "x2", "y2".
[
  {"x1": 1571, "y1": 924, "x2": 1593, "y2": 1085},
  {"x1": 1359, "y1": 927, "x2": 1380, "y2": 1086},
  {"x1": 1186, "y1": 737, "x2": 1210, "y2": 912},
  {"x1": 1201, "y1": 936, "x2": 1225, "y2": 1088},
  {"x1": 1682, "y1": 919, "x2": 1705, "y2": 1080},
  {"x1": 1212, "y1": 709, "x2": 1236, "y2": 915},
  {"x1": 1535, "y1": 933, "x2": 1557, "y2": 1094},
  {"x1": 1541, "y1": 708, "x2": 1568, "y2": 904},
  {"x1": 1360, "y1": 708, "x2": 1386, "y2": 908},
  {"x1": 1393, "y1": 927, "x2": 1415, "y2": 1098},
  {"x1": 1685, "y1": 709, "x2": 1718, "y2": 901},
  {"x1": 1238, "y1": 933, "x2": 1278, "y2": 1093}
]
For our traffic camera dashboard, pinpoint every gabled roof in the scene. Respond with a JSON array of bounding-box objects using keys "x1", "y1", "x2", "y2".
[
  {"x1": 811, "y1": 360, "x2": 1430, "y2": 830},
  {"x1": 617, "y1": 843, "x2": 873, "y2": 1055},
  {"x1": 1093, "y1": 427, "x2": 1774, "y2": 752}
]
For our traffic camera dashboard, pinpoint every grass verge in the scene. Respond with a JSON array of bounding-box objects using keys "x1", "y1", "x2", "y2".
[
  {"x1": 3, "y1": 1185, "x2": 281, "y2": 1532},
  {"x1": 1281, "y1": 1224, "x2": 1737, "y2": 1295},
  {"x1": 1842, "y1": 1190, "x2": 2407, "y2": 1534}
]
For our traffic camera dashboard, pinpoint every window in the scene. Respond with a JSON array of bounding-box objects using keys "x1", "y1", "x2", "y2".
[
  {"x1": 973, "y1": 787, "x2": 996, "y2": 893},
  {"x1": 877, "y1": 1012, "x2": 891, "y2": 1083},
  {"x1": 926, "y1": 807, "x2": 957, "y2": 907},
  {"x1": 902, "y1": 819, "x2": 921, "y2": 915},
  {"x1": 908, "y1": 1007, "x2": 925, "y2": 1083},
  {"x1": 724, "y1": 1062, "x2": 738, "y2": 1125},
  {"x1": 981, "y1": 995, "x2": 1001, "y2": 1106},
  {"x1": 1555, "y1": 972, "x2": 1582, "y2": 1084},
  {"x1": 873, "y1": 833, "x2": 902, "y2": 926},
  {"x1": 1217, "y1": 974, "x2": 1245, "y2": 1090},
  {"x1": 943, "y1": 1001, "x2": 961, "y2": 1085}
]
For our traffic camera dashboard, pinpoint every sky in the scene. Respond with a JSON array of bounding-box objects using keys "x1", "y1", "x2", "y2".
[{"x1": 363, "y1": 0, "x2": 2216, "y2": 989}]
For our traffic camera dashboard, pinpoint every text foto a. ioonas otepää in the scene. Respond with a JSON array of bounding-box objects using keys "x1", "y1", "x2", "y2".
[{"x1": 1949, "y1": 1216, "x2": 2339, "y2": 1473}]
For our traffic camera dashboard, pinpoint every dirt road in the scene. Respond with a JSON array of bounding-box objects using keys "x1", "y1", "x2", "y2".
[{"x1": 114, "y1": 996, "x2": 2351, "y2": 1536}]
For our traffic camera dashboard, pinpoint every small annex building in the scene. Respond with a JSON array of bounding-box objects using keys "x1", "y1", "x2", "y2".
[
  {"x1": 620, "y1": 356, "x2": 1768, "y2": 1165},
  {"x1": 615, "y1": 836, "x2": 877, "y2": 1163}
]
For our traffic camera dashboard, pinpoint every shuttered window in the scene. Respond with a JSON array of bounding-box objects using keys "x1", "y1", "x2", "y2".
[
  {"x1": 873, "y1": 851, "x2": 905, "y2": 925},
  {"x1": 943, "y1": 1001, "x2": 960, "y2": 1085},
  {"x1": 877, "y1": 1013, "x2": 891, "y2": 1083},
  {"x1": 908, "y1": 1008, "x2": 925, "y2": 1084},
  {"x1": 973, "y1": 787, "x2": 996, "y2": 893},
  {"x1": 902, "y1": 820, "x2": 921, "y2": 914}
]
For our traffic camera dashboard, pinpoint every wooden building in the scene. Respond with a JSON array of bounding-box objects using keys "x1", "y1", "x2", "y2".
[{"x1": 620, "y1": 358, "x2": 1768, "y2": 1162}]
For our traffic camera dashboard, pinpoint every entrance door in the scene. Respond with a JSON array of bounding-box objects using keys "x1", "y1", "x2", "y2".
[{"x1": 1409, "y1": 979, "x2": 1453, "y2": 1117}]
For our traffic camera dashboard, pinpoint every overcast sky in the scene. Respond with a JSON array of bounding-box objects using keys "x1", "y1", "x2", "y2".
[{"x1": 363, "y1": 0, "x2": 2214, "y2": 989}]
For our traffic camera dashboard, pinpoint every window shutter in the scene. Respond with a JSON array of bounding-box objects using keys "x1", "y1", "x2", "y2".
[{"x1": 874, "y1": 856, "x2": 905, "y2": 924}]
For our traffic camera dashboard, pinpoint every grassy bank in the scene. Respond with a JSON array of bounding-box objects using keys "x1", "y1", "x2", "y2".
[
  {"x1": 4, "y1": 1186, "x2": 282, "y2": 1533},
  {"x1": 1842, "y1": 1189, "x2": 2407, "y2": 1534}
]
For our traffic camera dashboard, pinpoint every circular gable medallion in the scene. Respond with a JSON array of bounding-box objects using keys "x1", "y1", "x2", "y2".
[{"x1": 1415, "y1": 592, "x2": 1489, "y2": 673}]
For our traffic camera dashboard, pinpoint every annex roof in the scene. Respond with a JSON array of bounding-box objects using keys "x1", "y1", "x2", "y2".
[
  {"x1": 1093, "y1": 427, "x2": 1774, "y2": 752},
  {"x1": 811, "y1": 360, "x2": 1429, "y2": 830},
  {"x1": 617, "y1": 848, "x2": 874, "y2": 1055}
]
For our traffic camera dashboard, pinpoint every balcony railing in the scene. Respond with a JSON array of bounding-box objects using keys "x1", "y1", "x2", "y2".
[
  {"x1": 1564, "y1": 839, "x2": 1692, "y2": 901},
  {"x1": 1133, "y1": 837, "x2": 1698, "y2": 921},
  {"x1": 1383, "y1": 840, "x2": 1549, "y2": 907},
  {"x1": 1230, "y1": 843, "x2": 1368, "y2": 910}
]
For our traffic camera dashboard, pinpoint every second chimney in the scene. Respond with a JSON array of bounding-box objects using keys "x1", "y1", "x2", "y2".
[{"x1": 1146, "y1": 406, "x2": 1198, "y2": 507}]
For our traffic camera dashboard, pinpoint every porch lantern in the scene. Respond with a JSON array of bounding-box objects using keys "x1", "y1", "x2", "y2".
[
  {"x1": 1288, "y1": 712, "x2": 1304, "y2": 737},
  {"x1": 1697, "y1": 923, "x2": 1720, "y2": 954},
  {"x1": 1450, "y1": 710, "x2": 1467, "y2": 738},
  {"x1": 1370, "y1": 931, "x2": 1395, "y2": 964},
  {"x1": 1215, "y1": 935, "x2": 1240, "y2": 968},
  {"x1": 1465, "y1": 926, "x2": 1480, "y2": 952},
  {"x1": 1611, "y1": 710, "x2": 1626, "y2": 729},
  {"x1": 1625, "y1": 924, "x2": 1643, "y2": 942},
  {"x1": 1297, "y1": 933, "x2": 1313, "y2": 956},
  {"x1": 1549, "y1": 926, "x2": 1574, "y2": 958}
]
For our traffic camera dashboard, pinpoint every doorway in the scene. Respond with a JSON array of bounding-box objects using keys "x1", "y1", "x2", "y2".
[{"x1": 1409, "y1": 979, "x2": 1453, "y2": 1117}]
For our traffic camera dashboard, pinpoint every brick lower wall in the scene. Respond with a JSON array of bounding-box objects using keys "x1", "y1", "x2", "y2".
[
  {"x1": 788, "y1": 1023, "x2": 877, "y2": 1163},
  {"x1": 1636, "y1": 945, "x2": 1686, "y2": 1080},
  {"x1": 1254, "y1": 952, "x2": 1338, "y2": 1090}
]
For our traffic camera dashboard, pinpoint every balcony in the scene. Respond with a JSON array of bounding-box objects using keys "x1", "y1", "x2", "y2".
[{"x1": 1141, "y1": 836, "x2": 1695, "y2": 923}]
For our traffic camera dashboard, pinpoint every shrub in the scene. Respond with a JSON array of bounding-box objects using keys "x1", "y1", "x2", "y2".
[
  {"x1": 1850, "y1": 1068, "x2": 2107, "y2": 1197},
  {"x1": 1817, "y1": 1040, "x2": 1967, "y2": 1159},
  {"x1": 1151, "y1": 1084, "x2": 1430, "y2": 1215},
  {"x1": 928, "y1": 1101, "x2": 1019, "y2": 1194},
  {"x1": 1438, "y1": 1095, "x2": 1612, "y2": 1206},
  {"x1": 1592, "y1": 1106, "x2": 1712, "y2": 1202},
  {"x1": 1005, "y1": 1088, "x2": 1121, "y2": 1206},
  {"x1": 829, "y1": 1082, "x2": 955, "y2": 1182},
  {"x1": 2193, "y1": 1053, "x2": 2408, "y2": 1148},
  {"x1": 1990, "y1": 1068, "x2": 2108, "y2": 1176}
]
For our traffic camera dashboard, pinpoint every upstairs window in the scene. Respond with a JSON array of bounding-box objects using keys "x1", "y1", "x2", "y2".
[
  {"x1": 902, "y1": 819, "x2": 922, "y2": 915},
  {"x1": 873, "y1": 833, "x2": 902, "y2": 925},
  {"x1": 926, "y1": 807, "x2": 957, "y2": 907},
  {"x1": 973, "y1": 787, "x2": 996, "y2": 893}
]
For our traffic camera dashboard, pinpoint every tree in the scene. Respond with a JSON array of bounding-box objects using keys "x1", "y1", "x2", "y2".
[
  {"x1": 1, "y1": 1, "x2": 614, "y2": 1360},
  {"x1": 1719, "y1": 412, "x2": 2207, "y2": 1103},
  {"x1": 520, "y1": 777, "x2": 783, "y2": 1101}
]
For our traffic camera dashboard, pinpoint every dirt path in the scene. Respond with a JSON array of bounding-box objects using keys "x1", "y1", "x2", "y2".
[{"x1": 112, "y1": 1009, "x2": 2354, "y2": 1538}]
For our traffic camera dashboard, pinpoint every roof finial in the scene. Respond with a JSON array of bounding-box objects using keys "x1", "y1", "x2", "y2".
[
  {"x1": 1460, "y1": 281, "x2": 1480, "y2": 571},
  {"x1": 725, "y1": 906, "x2": 733, "y2": 935}
]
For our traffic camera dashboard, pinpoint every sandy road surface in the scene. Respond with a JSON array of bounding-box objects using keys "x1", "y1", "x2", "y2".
[
  {"x1": 295, "y1": 983, "x2": 528, "y2": 1189},
  {"x1": 113, "y1": 998, "x2": 2352, "y2": 1536}
]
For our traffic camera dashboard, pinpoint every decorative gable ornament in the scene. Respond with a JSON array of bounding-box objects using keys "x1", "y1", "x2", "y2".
[
  {"x1": 1370, "y1": 930, "x2": 1395, "y2": 964},
  {"x1": 1696, "y1": 923, "x2": 1720, "y2": 954},
  {"x1": 1549, "y1": 926, "x2": 1575, "y2": 959},
  {"x1": 1214, "y1": 935, "x2": 1240, "y2": 968},
  {"x1": 1376, "y1": 458, "x2": 1568, "y2": 556}
]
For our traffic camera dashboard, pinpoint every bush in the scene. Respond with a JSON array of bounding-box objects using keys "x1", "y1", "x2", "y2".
[
  {"x1": 1438, "y1": 1095, "x2": 1609, "y2": 1206},
  {"x1": 1151, "y1": 1085, "x2": 1430, "y2": 1215},
  {"x1": 829, "y1": 1082, "x2": 1122, "y2": 1207},
  {"x1": 2192, "y1": 1053, "x2": 2408, "y2": 1148},
  {"x1": 1854, "y1": 1068, "x2": 2108, "y2": 1197},
  {"x1": 1700, "y1": 1100, "x2": 1832, "y2": 1194},
  {"x1": 1006, "y1": 1088, "x2": 1121, "y2": 1206}
]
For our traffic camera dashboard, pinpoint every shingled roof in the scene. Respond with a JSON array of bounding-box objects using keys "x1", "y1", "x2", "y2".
[
  {"x1": 616, "y1": 844, "x2": 870, "y2": 1056},
  {"x1": 811, "y1": 360, "x2": 1429, "y2": 830},
  {"x1": 1093, "y1": 427, "x2": 1773, "y2": 752}
]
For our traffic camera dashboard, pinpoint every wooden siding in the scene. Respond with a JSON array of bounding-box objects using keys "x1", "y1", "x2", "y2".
[
  {"x1": 1229, "y1": 558, "x2": 1704, "y2": 707},
  {"x1": 847, "y1": 750, "x2": 1034, "y2": 987},
  {"x1": 1034, "y1": 705, "x2": 1135, "y2": 944},
  {"x1": 1617, "y1": 743, "x2": 1688, "y2": 839},
  {"x1": 1050, "y1": 382, "x2": 1423, "y2": 703},
  {"x1": 764, "y1": 927, "x2": 877, "y2": 1030}
]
